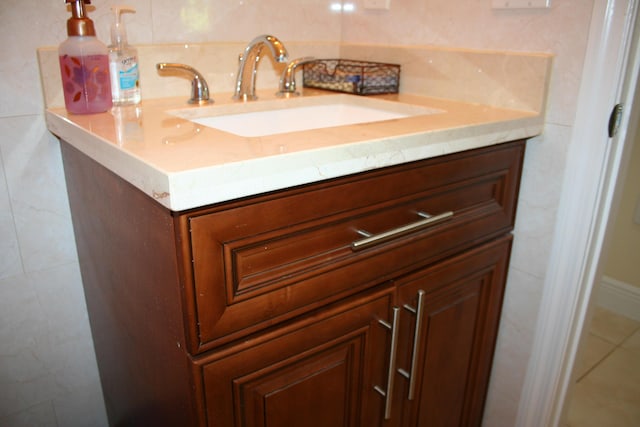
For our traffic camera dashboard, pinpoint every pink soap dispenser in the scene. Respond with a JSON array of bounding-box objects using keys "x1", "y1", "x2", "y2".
[{"x1": 59, "y1": 0, "x2": 112, "y2": 114}]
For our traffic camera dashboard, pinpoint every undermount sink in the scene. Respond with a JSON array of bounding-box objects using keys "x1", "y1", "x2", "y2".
[{"x1": 169, "y1": 94, "x2": 443, "y2": 137}]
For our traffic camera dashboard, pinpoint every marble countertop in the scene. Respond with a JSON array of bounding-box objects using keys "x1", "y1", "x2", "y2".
[{"x1": 46, "y1": 89, "x2": 543, "y2": 211}]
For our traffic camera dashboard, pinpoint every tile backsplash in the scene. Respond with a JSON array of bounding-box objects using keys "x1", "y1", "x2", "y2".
[{"x1": 38, "y1": 42, "x2": 552, "y2": 114}]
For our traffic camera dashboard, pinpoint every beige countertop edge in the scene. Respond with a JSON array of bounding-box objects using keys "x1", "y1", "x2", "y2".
[{"x1": 46, "y1": 94, "x2": 543, "y2": 212}]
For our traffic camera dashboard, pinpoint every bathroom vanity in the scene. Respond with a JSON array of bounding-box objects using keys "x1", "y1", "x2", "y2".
[
  {"x1": 51, "y1": 92, "x2": 537, "y2": 426},
  {"x1": 40, "y1": 40, "x2": 551, "y2": 427},
  {"x1": 60, "y1": 133, "x2": 523, "y2": 426}
]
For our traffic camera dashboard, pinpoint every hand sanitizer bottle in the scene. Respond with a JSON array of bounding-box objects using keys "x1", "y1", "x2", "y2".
[
  {"x1": 59, "y1": 0, "x2": 112, "y2": 114},
  {"x1": 108, "y1": 6, "x2": 141, "y2": 105}
]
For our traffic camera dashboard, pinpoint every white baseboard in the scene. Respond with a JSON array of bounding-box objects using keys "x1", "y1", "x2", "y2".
[{"x1": 596, "y1": 276, "x2": 640, "y2": 322}]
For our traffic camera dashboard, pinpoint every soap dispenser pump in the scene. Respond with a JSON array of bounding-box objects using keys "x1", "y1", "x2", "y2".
[
  {"x1": 58, "y1": 0, "x2": 112, "y2": 114},
  {"x1": 108, "y1": 6, "x2": 141, "y2": 105}
]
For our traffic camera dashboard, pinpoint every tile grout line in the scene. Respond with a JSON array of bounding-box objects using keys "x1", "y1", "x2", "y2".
[
  {"x1": 577, "y1": 323, "x2": 640, "y2": 382},
  {"x1": 575, "y1": 342, "x2": 617, "y2": 383},
  {"x1": 618, "y1": 323, "x2": 640, "y2": 350}
]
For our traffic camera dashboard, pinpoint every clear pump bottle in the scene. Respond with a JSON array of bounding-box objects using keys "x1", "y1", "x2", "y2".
[
  {"x1": 58, "y1": 0, "x2": 112, "y2": 114},
  {"x1": 108, "y1": 6, "x2": 141, "y2": 105}
]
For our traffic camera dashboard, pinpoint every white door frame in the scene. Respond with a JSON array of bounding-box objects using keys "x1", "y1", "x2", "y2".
[{"x1": 516, "y1": 0, "x2": 640, "y2": 426}]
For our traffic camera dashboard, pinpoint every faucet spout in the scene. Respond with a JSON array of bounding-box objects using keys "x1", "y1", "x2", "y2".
[{"x1": 233, "y1": 34, "x2": 289, "y2": 101}]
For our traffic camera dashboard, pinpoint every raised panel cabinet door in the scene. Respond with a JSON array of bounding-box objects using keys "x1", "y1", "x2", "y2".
[
  {"x1": 395, "y1": 237, "x2": 512, "y2": 427},
  {"x1": 195, "y1": 286, "x2": 396, "y2": 427}
]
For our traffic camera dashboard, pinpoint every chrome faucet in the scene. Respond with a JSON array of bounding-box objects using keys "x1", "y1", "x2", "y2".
[
  {"x1": 156, "y1": 63, "x2": 212, "y2": 105},
  {"x1": 277, "y1": 57, "x2": 315, "y2": 97},
  {"x1": 233, "y1": 34, "x2": 289, "y2": 101}
]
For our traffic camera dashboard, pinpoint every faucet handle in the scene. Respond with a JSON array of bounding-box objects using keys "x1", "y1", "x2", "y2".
[
  {"x1": 278, "y1": 57, "x2": 315, "y2": 97},
  {"x1": 156, "y1": 63, "x2": 213, "y2": 105}
]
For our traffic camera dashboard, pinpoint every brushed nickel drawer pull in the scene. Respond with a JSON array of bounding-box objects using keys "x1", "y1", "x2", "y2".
[
  {"x1": 352, "y1": 211, "x2": 454, "y2": 251},
  {"x1": 374, "y1": 306, "x2": 400, "y2": 420},
  {"x1": 356, "y1": 229, "x2": 374, "y2": 238},
  {"x1": 398, "y1": 290, "x2": 426, "y2": 400}
]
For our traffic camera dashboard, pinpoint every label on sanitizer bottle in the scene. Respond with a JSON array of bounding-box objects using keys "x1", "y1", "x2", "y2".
[{"x1": 109, "y1": 52, "x2": 141, "y2": 105}]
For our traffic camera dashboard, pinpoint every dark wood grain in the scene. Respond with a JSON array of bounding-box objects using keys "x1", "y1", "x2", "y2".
[{"x1": 61, "y1": 143, "x2": 196, "y2": 426}]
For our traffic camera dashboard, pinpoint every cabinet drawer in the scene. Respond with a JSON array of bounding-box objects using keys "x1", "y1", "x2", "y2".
[{"x1": 181, "y1": 141, "x2": 524, "y2": 352}]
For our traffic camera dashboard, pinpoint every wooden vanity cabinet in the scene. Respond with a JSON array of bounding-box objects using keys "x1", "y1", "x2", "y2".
[{"x1": 60, "y1": 139, "x2": 524, "y2": 427}]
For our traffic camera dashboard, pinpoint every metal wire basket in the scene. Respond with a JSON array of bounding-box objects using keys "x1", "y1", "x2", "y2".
[{"x1": 303, "y1": 59, "x2": 400, "y2": 95}]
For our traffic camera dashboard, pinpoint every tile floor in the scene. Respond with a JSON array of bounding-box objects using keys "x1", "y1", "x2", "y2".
[{"x1": 565, "y1": 306, "x2": 640, "y2": 426}]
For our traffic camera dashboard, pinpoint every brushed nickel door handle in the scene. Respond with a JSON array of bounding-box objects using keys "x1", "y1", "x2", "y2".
[
  {"x1": 398, "y1": 290, "x2": 426, "y2": 400},
  {"x1": 374, "y1": 306, "x2": 401, "y2": 420}
]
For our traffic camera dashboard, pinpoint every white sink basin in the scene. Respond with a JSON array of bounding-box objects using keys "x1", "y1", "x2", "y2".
[{"x1": 169, "y1": 95, "x2": 442, "y2": 137}]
